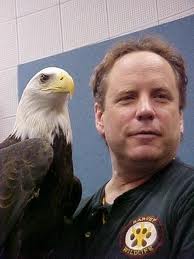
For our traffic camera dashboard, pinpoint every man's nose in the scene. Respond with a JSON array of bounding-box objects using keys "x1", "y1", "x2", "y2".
[{"x1": 135, "y1": 96, "x2": 155, "y2": 121}]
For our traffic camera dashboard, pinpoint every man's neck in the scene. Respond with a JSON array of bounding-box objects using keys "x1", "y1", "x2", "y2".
[
  {"x1": 104, "y1": 157, "x2": 173, "y2": 205},
  {"x1": 104, "y1": 173, "x2": 153, "y2": 205}
]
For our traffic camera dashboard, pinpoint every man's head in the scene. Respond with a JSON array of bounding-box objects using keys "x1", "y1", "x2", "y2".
[
  {"x1": 91, "y1": 37, "x2": 188, "y2": 168},
  {"x1": 91, "y1": 37, "x2": 187, "y2": 111}
]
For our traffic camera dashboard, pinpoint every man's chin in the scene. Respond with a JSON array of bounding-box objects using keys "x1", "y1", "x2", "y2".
[{"x1": 128, "y1": 148, "x2": 162, "y2": 162}]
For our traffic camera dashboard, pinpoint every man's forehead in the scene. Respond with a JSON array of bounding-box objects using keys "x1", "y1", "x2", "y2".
[
  {"x1": 113, "y1": 51, "x2": 171, "y2": 70},
  {"x1": 107, "y1": 52, "x2": 176, "y2": 85}
]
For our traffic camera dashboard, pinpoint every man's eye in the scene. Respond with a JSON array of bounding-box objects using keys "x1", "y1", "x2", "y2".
[
  {"x1": 117, "y1": 95, "x2": 136, "y2": 104},
  {"x1": 123, "y1": 95, "x2": 135, "y2": 100},
  {"x1": 156, "y1": 94, "x2": 167, "y2": 99},
  {"x1": 40, "y1": 73, "x2": 50, "y2": 83},
  {"x1": 154, "y1": 93, "x2": 171, "y2": 102}
]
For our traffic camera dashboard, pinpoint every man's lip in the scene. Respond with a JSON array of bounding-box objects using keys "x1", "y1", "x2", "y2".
[{"x1": 129, "y1": 131, "x2": 161, "y2": 136}]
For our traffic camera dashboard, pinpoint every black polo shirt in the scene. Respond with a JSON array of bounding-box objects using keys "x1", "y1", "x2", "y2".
[{"x1": 74, "y1": 159, "x2": 194, "y2": 259}]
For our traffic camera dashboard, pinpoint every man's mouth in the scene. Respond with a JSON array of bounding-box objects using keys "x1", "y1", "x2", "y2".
[
  {"x1": 127, "y1": 129, "x2": 162, "y2": 139},
  {"x1": 134, "y1": 130, "x2": 161, "y2": 136}
]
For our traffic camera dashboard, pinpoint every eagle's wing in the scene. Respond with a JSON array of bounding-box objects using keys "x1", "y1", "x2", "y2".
[
  {"x1": 0, "y1": 138, "x2": 53, "y2": 247},
  {"x1": 0, "y1": 136, "x2": 20, "y2": 150},
  {"x1": 68, "y1": 176, "x2": 82, "y2": 217}
]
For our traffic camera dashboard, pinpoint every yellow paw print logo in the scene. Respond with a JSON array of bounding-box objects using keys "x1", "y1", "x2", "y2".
[
  {"x1": 125, "y1": 221, "x2": 157, "y2": 250},
  {"x1": 130, "y1": 223, "x2": 152, "y2": 248}
]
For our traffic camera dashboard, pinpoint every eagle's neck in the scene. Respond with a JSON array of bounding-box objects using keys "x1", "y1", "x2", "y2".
[{"x1": 11, "y1": 90, "x2": 72, "y2": 144}]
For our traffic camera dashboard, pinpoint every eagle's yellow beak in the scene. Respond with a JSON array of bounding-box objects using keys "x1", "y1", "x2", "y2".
[{"x1": 42, "y1": 71, "x2": 75, "y2": 96}]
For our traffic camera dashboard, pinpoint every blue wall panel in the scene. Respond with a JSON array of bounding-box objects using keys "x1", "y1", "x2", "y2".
[{"x1": 18, "y1": 15, "x2": 194, "y2": 197}]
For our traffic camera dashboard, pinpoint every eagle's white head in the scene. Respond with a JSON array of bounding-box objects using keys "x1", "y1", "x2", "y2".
[{"x1": 11, "y1": 67, "x2": 74, "y2": 144}]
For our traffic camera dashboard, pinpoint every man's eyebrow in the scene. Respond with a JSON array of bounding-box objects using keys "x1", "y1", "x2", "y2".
[
  {"x1": 117, "y1": 88, "x2": 137, "y2": 95},
  {"x1": 152, "y1": 86, "x2": 172, "y2": 93}
]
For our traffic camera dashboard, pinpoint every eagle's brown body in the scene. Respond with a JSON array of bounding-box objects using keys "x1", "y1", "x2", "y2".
[{"x1": 0, "y1": 67, "x2": 82, "y2": 258}]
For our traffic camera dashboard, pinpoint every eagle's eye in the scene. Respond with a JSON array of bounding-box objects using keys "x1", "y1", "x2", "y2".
[{"x1": 40, "y1": 73, "x2": 50, "y2": 83}]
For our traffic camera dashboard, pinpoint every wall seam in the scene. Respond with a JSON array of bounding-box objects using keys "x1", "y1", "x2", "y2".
[
  {"x1": 155, "y1": 0, "x2": 160, "y2": 25},
  {"x1": 59, "y1": 0, "x2": 64, "y2": 51},
  {"x1": 105, "y1": 0, "x2": 111, "y2": 39},
  {"x1": 16, "y1": 3, "x2": 59, "y2": 19},
  {"x1": 15, "y1": 0, "x2": 20, "y2": 65},
  {"x1": 159, "y1": 8, "x2": 194, "y2": 21}
]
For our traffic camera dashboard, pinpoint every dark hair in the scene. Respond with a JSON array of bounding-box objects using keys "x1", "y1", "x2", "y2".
[{"x1": 90, "y1": 36, "x2": 188, "y2": 110}]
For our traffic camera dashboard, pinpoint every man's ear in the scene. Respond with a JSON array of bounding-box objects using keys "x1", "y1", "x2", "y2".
[
  {"x1": 94, "y1": 102, "x2": 105, "y2": 137},
  {"x1": 180, "y1": 110, "x2": 184, "y2": 137}
]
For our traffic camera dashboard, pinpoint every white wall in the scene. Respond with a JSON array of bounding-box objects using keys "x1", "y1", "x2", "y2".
[{"x1": 0, "y1": 0, "x2": 194, "y2": 141}]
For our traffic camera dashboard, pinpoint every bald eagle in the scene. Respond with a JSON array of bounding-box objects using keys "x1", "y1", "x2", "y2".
[{"x1": 0, "y1": 67, "x2": 82, "y2": 258}]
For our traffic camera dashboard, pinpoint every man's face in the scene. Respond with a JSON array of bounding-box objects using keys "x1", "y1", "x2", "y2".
[{"x1": 95, "y1": 51, "x2": 183, "y2": 164}]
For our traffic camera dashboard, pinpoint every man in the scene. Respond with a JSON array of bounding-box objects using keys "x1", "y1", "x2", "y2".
[{"x1": 74, "y1": 37, "x2": 194, "y2": 258}]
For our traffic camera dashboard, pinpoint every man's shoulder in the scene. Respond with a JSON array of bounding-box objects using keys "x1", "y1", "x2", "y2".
[
  {"x1": 74, "y1": 196, "x2": 92, "y2": 217},
  {"x1": 172, "y1": 159, "x2": 194, "y2": 180},
  {"x1": 73, "y1": 185, "x2": 104, "y2": 219},
  {"x1": 165, "y1": 159, "x2": 194, "y2": 196}
]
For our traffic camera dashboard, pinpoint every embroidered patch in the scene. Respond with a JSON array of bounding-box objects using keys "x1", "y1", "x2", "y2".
[{"x1": 119, "y1": 216, "x2": 164, "y2": 257}]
